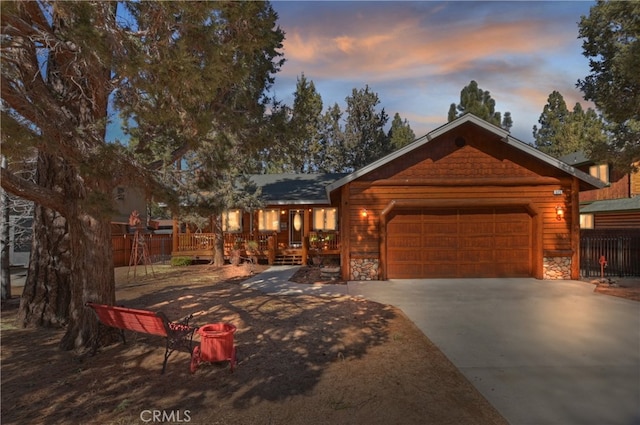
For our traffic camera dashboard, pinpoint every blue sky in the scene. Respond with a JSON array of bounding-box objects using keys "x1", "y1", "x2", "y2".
[
  {"x1": 106, "y1": 1, "x2": 596, "y2": 146},
  {"x1": 268, "y1": 0, "x2": 597, "y2": 144}
]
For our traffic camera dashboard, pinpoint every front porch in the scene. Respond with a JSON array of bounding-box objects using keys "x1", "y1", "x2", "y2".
[{"x1": 172, "y1": 231, "x2": 340, "y2": 266}]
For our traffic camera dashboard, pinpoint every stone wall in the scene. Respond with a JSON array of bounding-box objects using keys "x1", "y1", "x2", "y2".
[
  {"x1": 543, "y1": 256, "x2": 572, "y2": 280},
  {"x1": 350, "y1": 258, "x2": 379, "y2": 280}
]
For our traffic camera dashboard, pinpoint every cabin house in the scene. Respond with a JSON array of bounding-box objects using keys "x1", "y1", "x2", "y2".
[
  {"x1": 560, "y1": 151, "x2": 640, "y2": 229},
  {"x1": 171, "y1": 173, "x2": 346, "y2": 265},
  {"x1": 172, "y1": 114, "x2": 604, "y2": 280},
  {"x1": 560, "y1": 151, "x2": 640, "y2": 277}
]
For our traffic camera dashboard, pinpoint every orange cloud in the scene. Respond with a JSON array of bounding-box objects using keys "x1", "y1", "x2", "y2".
[{"x1": 281, "y1": 10, "x2": 575, "y2": 83}]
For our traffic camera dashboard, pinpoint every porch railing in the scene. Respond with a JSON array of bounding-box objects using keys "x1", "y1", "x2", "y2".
[
  {"x1": 173, "y1": 230, "x2": 340, "y2": 264},
  {"x1": 309, "y1": 231, "x2": 340, "y2": 252}
]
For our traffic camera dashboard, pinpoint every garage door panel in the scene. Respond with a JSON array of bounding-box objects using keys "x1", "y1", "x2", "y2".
[
  {"x1": 496, "y1": 220, "x2": 530, "y2": 230},
  {"x1": 388, "y1": 236, "x2": 423, "y2": 248},
  {"x1": 427, "y1": 237, "x2": 459, "y2": 248},
  {"x1": 458, "y1": 250, "x2": 496, "y2": 262},
  {"x1": 423, "y1": 249, "x2": 457, "y2": 262},
  {"x1": 387, "y1": 249, "x2": 421, "y2": 262},
  {"x1": 387, "y1": 207, "x2": 532, "y2": 278},
  {"x1": 423, "y1": 223, "x2": 458, "y2": 233},
  {"x1": 458, "y1": 236, "x2": 495, "y2": 249}
]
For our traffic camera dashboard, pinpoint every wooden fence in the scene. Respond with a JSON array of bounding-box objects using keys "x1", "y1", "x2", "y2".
[
  {"x1": 580, "y1": 229, "x2": 640, "y2": 277},
  {"x1": 112, "y1": 233, "x2": 173, "y2": 267}
]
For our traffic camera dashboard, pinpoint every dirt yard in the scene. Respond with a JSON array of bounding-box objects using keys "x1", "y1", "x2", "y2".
[
  {"x1": 2, "y1": 265, "x2": 637, "y2": 425},
  {"x1": 1, "y1": 264, "x2": 509, "y2": 425}
]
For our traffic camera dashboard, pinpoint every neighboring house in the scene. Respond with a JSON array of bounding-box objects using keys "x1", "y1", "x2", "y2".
[
  {"x1": 559, "y1": 151, "x2": 640, "y2": 229},
  {"x1": 172, "y1": 114, "x2": 604, "y2": 280},
  {"x1": 111, "y1": 185, "x2": 148, "y2": 235},
  {"x1": 560, "y1": 151, "x2": 640, "y2": 277}
]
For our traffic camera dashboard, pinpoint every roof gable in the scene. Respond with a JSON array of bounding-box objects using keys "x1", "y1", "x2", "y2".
[{"x1": 327, "y1": 114, "x2": 605, "y2": 195}]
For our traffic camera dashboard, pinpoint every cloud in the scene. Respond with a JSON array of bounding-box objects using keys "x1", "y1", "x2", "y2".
[
  {"x1": 271, "y1": 1, "x2": 594, "y2": 143},
  {"x1": 279, "y1": 3, "x2": 578, "y2": 85}
]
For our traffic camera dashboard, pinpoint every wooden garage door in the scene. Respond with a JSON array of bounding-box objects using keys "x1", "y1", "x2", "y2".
[{"x1": 386, "y1": 207, "x2": 532, "y2": 278}]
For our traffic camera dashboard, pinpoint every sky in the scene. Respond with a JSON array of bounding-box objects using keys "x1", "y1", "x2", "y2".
[{"x1": 267, "y1": 0, "x2": 597, "y2": 144}]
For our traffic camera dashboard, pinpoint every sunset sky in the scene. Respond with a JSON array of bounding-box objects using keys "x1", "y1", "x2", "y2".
[{"x1": 268, "y1": 1, "x2": 597, "y2": 144}]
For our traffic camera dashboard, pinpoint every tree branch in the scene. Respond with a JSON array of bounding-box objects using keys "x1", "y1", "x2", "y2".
[{"x1": 0, "y1": 166, "x2": 67, "y2": 213}]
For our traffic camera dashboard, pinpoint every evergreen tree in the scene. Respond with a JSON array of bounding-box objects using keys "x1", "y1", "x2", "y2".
[
  {"x1": 290, "y1": 74, "x2": 324, "y2": 173},
  {"x1": 448, "y1": 80, "x2": 511, "y2": 130},
  {"x1": 577, "y1": 0, "x2": 640, "y2": 170},
  {"x1": 1, "y1": 1, "x2": 284, "y2": 349},
  {"x1": 533, "y1": 91, "x2": 604, "y2": 158},
  {"x1": 263, "y1": 74, "x2": 324, "y2": 173},
  {"x1": 388, "y1": 113, "x2": 416, "y2": 150},
  {"x1": 317, "y1": 103, "x2": 349, "y2": 173},
  {"x1": 344, "y1": 86, "x2": 391, "y2": 170}
]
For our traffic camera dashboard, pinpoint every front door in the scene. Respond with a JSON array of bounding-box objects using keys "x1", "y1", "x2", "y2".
[{"x1": 289, "y1": 210, "x2": 304, "y2": 248}]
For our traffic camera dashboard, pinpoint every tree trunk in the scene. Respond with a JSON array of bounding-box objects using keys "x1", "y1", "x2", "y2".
[
  {"x1": 59, "y1": 209, "x2": 115, "y2": 350},
  {"x1": 19, "y1": 153, "x2": 72, "y2": 327},
  {"x1": 214, "y1": 215, "x2": 225, "y2": 267},
  {"x1": 1, "y1": 158, "x2": 11, "y2": 300},
  {"x1": 18, "y1": 153, "x2": 117, "y2": 351},
  {"x1": 18, "y1": 204, "x2": 71, "y2": 327}
]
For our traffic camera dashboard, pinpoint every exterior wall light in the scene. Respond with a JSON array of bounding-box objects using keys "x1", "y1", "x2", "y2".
[
  {"x1": 361, "y1": 209, "x2": 368, "y2": 218},
  {"x1": 555, "y1": 205, "x2": 565, "y2": 221}
]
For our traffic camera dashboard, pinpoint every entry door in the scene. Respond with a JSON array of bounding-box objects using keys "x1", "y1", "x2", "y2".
[{"x1": 289, "y1": 210, "x2": 304, "y2": 248}]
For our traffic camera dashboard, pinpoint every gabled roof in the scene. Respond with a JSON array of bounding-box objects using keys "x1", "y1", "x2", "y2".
[
  {"x1": 248, "y1": 173, "x2": 348, "y2": 205},
  {"x1": 581, "y1": 197, "x2": 640, "y2": 214},
  {"x1": 326, "y1": 114, "x2": 605, "y2": 196},
  {"x1": 560, "y1": 151, "x2": 591, "y2": 167}
]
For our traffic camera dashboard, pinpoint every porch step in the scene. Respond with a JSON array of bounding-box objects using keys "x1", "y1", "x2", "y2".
[{"x1": 274, "y1": 254, "x2": 303, "y2": 266}]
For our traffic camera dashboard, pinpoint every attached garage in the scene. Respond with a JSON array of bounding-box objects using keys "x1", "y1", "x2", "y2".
[
  {"x1": 386, "y1": 207, "x2": 532, "y2": 278},
  {"x1": 327, "y1": 114, "x2": 605, "y2": 281}
]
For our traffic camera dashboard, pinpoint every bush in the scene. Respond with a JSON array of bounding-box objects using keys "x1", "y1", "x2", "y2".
[{"x1": 171, "y1": 256, "x2": 192, "y2": 267}]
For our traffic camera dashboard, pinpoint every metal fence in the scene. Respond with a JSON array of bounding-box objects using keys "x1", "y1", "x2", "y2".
[
  {"x1": 112, "y1": 233, "x2": 173, "y2": 267},
  {"x1": 580, "y1": 229, "x2": 640, "y2": 277}
]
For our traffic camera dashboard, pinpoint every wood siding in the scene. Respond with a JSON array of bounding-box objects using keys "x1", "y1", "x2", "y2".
[
  {"x1": 594, "y1": 212, "x2": 640, "y2": 229},
  {"x1": 338, "y1": 124, "x2": 580, "y2": 279}
]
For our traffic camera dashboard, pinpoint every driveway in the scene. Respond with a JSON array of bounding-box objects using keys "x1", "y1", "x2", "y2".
[{"x1": 347, "y1": 278, "x2": 640, "y2": 425}]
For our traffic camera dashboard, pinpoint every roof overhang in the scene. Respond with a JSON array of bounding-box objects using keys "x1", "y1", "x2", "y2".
[{"x1": 327, "y1": 114, "x2": 606, "y2": 197}]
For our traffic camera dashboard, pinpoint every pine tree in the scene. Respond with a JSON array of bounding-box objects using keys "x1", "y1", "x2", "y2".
[
  {"x1": 344, "y1": 86, "x2": 391, "y2": 170},
  {"x1": 388, "y1": 113, "x2": 416, "y2": 150},
  {"x1": 577, "y1": 0, "x2": 640, "y2": 170},
  {"x1": 448, "y1": 80, "x2": 511, "y2": 130},
  {"x1": 1, "y1": 1, "x2": 284, "y2": 349},
  {"x1": 317, "y1": 103, "x2": 349, "y2": 172},
  {"x1": 533, "y1": 91, "x2": 604, "y2": 158}
]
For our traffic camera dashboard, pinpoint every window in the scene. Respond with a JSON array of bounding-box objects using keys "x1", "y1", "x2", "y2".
[
  {"x1": 258, "y1": 209, "x2": 279, "y2": 232},
  {"x1": 589, "y1": 164, "x2": 609, "y2": 183},
  {"x1": 580, "y1": 214, "x2": 594, "y2": 229},
  {"x1": 115, "y1": 187, "x2": 125, "y2": 201},
  {"x1": 313, "y1": 208, "x2": 338, "y2": 231},
  {"x1": 222, "y1": 210, "x2": 242, "y2": 232}
]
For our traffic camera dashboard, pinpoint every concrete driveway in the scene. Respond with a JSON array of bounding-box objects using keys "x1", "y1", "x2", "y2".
[{"x1": 348, "y1": 278, "x2": 640, "y2": 425}]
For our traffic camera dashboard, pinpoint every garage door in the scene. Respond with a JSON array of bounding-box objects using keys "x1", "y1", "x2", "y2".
[{"x1": 386, "y1": 207, "x2": 532, "y2": 278}]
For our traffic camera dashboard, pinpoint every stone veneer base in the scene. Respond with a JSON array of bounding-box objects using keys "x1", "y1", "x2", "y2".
[
  {"x1": 350, "y1": 258, "x2": 379, "y2": 280},
  {"x1": 543, "y1": 256, "x2": 572, "y2": 280}
]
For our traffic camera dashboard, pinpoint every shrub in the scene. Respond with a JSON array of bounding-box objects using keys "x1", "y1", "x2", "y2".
[{"x1": 171, "y1": 256, "x2": 192, "y2": 267}]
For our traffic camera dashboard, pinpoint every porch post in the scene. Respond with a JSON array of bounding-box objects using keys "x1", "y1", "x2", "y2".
[
  {"x1": 172, "y1": 217, "x2": 179, "y2": 253},
  {"x1": 302, "y1": 208, "x2": 310, "y2": 266},
  {"x1": 571, "y1": 177, "x2": 581, "y2": 280}
]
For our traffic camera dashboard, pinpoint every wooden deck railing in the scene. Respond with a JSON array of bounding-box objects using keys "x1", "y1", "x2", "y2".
[
  {"x1": 170, "y1": 230, "x2": 340, "y2": 264},
  {"x1": 309, "y1": 231, "x2": 340, "y2": 252}
]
